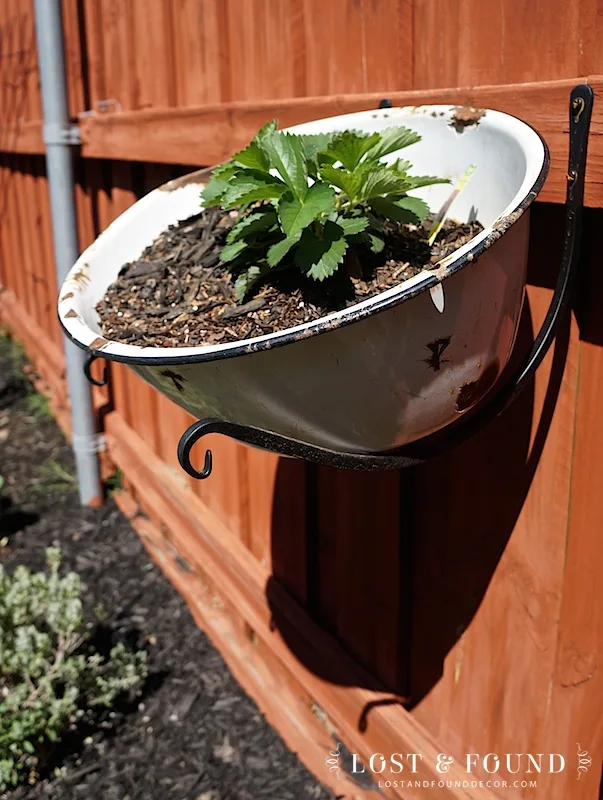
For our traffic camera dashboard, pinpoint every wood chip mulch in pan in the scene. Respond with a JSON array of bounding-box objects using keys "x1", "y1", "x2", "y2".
[{"x1": 97, "y1": 206, "x2": 483, "y2": 349}]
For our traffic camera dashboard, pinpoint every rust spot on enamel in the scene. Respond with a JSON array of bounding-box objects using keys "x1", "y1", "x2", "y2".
[
  {"x1": 159, "y1": 167, "x2": 214, "y2": 192},
  {"x1": 71, "y1": 265, "x2": 91, "y2": 289},
  {"x1": 89, "y1": 337, "x2": 110, "y2": 350},
  {"x1": 60, "y1": 292, "x2": 74, "y2": 301},
  {"x1": 450, "y1": 106, "x2": 486, "y2": 133},
  {"x1": 64, "y1": 309, "x2": 79, "y2": 319},
  {"x1": 456, "y1": 358, "x2": 500, "y2": 412}
]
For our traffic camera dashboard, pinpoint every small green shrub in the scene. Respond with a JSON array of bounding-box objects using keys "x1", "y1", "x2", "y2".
[
  {"x1": 34, "y1": 461, "x2": 78, "y2": 495},
  {"x1": 25, "y1": 390, "x2": 52, "y2": 421},
  {"x1": 0, "y1": 548, "x2": 148, "y2": 790},
  {"x1": 202, "y1": 120, "x2": 449, "y2": 300},
  {"x1": 103, "y1": 468, "x2": 123, "y2": 498}
]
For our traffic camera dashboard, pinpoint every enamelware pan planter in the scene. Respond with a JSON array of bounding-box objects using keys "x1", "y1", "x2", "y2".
[{"x1": 59, "y1": 87, "x2": 591, "y2": 476}]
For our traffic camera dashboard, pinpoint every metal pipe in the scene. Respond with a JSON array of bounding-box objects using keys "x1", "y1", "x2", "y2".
[{"x1": 33, "y1": 0, "x2": 102, "y2": 505}]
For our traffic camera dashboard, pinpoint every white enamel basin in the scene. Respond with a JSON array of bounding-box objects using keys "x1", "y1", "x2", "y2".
[{"x1": 58, "y1": 106, "x2": 548, "y2": 453}]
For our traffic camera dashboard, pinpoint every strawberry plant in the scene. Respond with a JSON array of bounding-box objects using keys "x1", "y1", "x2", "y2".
[{"x1": 202, "y1": 120, "x2": 449, "y2": 301}]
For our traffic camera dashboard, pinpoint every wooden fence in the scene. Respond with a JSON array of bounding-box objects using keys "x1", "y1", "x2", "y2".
[{"x1": 1, "y1": 2, "x2": 603, "y2": 798}]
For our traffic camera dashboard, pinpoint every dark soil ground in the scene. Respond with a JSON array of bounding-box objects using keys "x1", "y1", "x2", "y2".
[
  {"x1": 97, "y1": 207, "x2": 482, "y2": 348},
  {"x1": 0, "y1": 336, "x2": 333, "y2": 800}
]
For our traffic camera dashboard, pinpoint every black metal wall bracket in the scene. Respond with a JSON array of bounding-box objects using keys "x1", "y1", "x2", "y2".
[
  {"x1": 177, "y1": 85, "x2": 593, "y2": 480},
  {"x1": 83, "y1": 353, "x2": 108, "y2": 387}
]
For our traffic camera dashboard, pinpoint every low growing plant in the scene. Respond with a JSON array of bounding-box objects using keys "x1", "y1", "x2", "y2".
[
  {"x1": 34, "y1": 460, "x2": 78, "y2": 495},
  {"x1": 202, "y1": 120, "x2": 450, "y2": 301},
  {"x1": 0, "y1": 548, "x2": 148, "y2": 790}
]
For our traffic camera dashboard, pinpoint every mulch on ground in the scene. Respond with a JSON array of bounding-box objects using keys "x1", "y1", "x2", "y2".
[{"x1": 0, "y1": 336, "x2": 333, "y2": 800}]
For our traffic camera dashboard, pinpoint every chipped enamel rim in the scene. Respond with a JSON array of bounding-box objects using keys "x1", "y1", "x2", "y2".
[{"x1": 59, "y1": 105, "x2": 549, "y2": 366}]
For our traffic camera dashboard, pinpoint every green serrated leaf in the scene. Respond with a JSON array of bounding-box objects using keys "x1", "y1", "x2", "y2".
[
  {"x1": 233, "y1": 140, "x2": 270, "y2": 172},
  {"x1": 356, "y1": 166, "x2": 412, "y2": 202},
  {"x1": 295, "y1": 221, "x2": 348, "y2": 281},
  {"x1": 324, "y1": 130, "x2": 381, "y2": 171},
  {"x1": 367, "y1": 233, "x2": 385, "y2": 253},
  {"x1": 260, "y1": 132, "x2": 308, "y2": 200},
  {"x1": 299, "y1": 133, "x2": 332, "y2": 160},
  {"x1": 220, "y1": 239, "x2": 248, "y2": 263},
  {"x1": 300, "y1": 134, "x2": 334, "y2": 178},
  {"x1": 256, "y1": 120, "x2": 278, "y2": 139},
  {"x1": 336, "y1": 216, "x2": 369, "y2": 236},
  {"x1": 318, "y1": 164, "x2": 361, "y2": 203},
  {"x1": 390, "y1": 158, "x2": 412, "y2": 174},
  {"x1": 226, "y1": 210, "x2": 278, "y2": 243},
  {"x1": 202, "y1": 177, "x2": 230, "y2": 207},
  {"x1": 234, "y1": 266, "x2": 263, "y2": 301},
  {"x1": 220, "y1": 172, "x2": 288, "y2": 208},
  {"x1": 364, "y1": 126, "x2": 422, "y2": 161},
  {"x1": 369, "y1": 194, "x2": 429, "y2": 224},
  {"x1": 395, "y1": 195, "x2": 430, "y2": 222},
  {"x1": 267, "y1": 233, "x2": 302, "y2": 266},
  {"x1": 278, "y1": 183, "x2": 335, "y2": 237},
  {"x1": 212, "y1": 161, "x2": 238, "y2": 178},
  {"x1": 406, "y1": 174, "x2": 452, "y2": 190}
]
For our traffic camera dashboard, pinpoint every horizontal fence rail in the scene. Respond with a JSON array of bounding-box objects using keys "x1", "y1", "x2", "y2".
[{"x1": 2, "y1": 78, "x2": 603, "y2": 207}]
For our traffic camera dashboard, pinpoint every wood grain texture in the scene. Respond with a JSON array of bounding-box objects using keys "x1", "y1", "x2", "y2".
[
  {"x1": 105, "y1": 409, "x2": 500, "y2": 800},
  {"x1": 410, "y1": 215, "x2": 580, "y2": 800},
  {"x1": 170, "y1": 0, "x2": 225, "y2": 106},
  {"x1": 77, "y1": 77, "x2": 603, "y2": 206},
  {"x1": 2, "y1": 3, "x2": 603, "y2": 797},
  {"x1": 0, "y1": 121, "x2": 43, "y2": 155},
  {"x1": 113, "y1": 489, "x2": 369, "y2": 800},
  {"x1": 536, "y1": 208, "x2": 603, "y2": 799},
  {"x1": 413, "y1": 0, "x2": 590, "y2": 89},
  {"x1": 314, "y1": 468, "x2": 408, "y2": 691}
]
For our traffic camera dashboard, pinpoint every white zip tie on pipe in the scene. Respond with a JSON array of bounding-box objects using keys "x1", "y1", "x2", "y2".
[{"x1": 72, "y1": 432, "x2": 106, "y2": 455}]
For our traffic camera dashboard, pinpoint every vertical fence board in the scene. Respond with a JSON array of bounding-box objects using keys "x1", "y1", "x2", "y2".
[
  {"x1": 412, "y1": 0, "x2": 602, "y2": 89},
  {"x1": 302, "y1": 0, "x2": 366, "y2": 96},
  {"x1": 171, "y1": 0, "x2": 223, "y2": 107},
  {"x1": 224, "y1": 0, "x2": 299, "y2": 102},
  {"x1": 0, "y1": 159, "x2": 14, "y2": 293},
  {"x1": 81, "y1": 0, "x2": 106, "y2": 105},
  {"x1": 7, "y1": 159, "x2": 30, "y2": 315},
  {"x1": 17, "y1": 0, "x2": 40, "y2": 123},
  {"x1": 315, "y1": 468, "x2": 407, "y2": 691},
  {"x1": 408, "y1": 207, "x2": 580, "y2": 773},
  {"x1": 24, "y1": 156, "x2": 47, "y2": 330},
  {"x1": 130, "y1": 0, "x2": 175, "y2": 109},
  {"x1": 36, "y1": 156, "x2": 63, "y2": 346},
  {"x1": 536, "y1": 208, "x2": 603, "y2": 799},
  {"x1": 62, "y1": 0, "x2": 86, "y2": 117},
  {"x1": 362, "y1": 0, "x2": 413, "y2": 92},
  {"x1": 13, "y1": 159, "x2": 37, "y2": 321}
]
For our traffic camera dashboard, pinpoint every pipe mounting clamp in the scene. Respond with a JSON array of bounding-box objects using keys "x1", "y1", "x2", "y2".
[{"x1": 43, "y1": 122, "x2": 81, "y2": 146}]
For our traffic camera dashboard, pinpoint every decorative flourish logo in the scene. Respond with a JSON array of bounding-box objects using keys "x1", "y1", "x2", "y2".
[
  {"x1": 576, "y1": 744, "x2": 591, "y2": 781},
  {"x1": 325, "y1": 742, "x2": 342, "y2": 780}
]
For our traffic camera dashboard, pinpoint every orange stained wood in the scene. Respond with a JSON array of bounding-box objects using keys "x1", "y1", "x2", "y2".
[
  {"x1": 104, "y1": 409, "x2": 500, "y2": 800},
  {"x1": 1, "y1": 1, "x2": 603, "y2": 796},
  {"x1": 74, "y1": 78, "x2": 603, "y2": 206}
]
